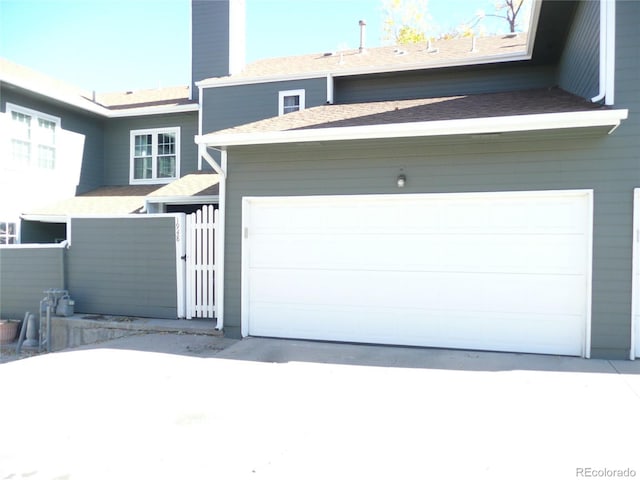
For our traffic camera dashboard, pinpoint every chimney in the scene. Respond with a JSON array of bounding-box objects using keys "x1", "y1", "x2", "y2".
[
  {"x1": 191, "y1": 0, "x2": 246, "y2": 101},
  {"x1": 359, "y1": 19, "x2": 367, "y2": 53}
]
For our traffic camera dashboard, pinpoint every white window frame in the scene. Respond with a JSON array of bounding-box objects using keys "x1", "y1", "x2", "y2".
[
  {"x1": 6, "y1": 103, "x2": 61, "y2": 171},
  {"x1": 129, "y1": 127, "x2": 181, "y2": 185},
  {"x1": 0, "y1": 220, "x2": 19, "y2": 245},
  {"x1": 278, "y1": 89, "x2": 306, "y2": 116}
]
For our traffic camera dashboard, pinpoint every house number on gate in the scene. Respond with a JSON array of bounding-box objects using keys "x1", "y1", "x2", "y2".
[{"x1": 175, "y1": 220, "x2": 181, "y2": 242}]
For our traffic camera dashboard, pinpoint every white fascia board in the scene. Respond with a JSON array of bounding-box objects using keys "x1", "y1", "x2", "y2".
[
  {"x1": 196, "y1": 52, "x2": 532, "y2": 90},
  {"x1": 197, "y1": 72, "x2": 326, "y2": 89},
  {"x1": 1, "y1": 79, "x2": 198, "y2": 118},
  {"x1": 108, "y1": 103, "x2": 199, "y2": 118},
  {"x1": 1, "y1": 78, "x2": 109, "y2": 116},
  {"x1": 196, "y1": 109, "x2": 629, "y2": 148},
  {"x1": 20, "y1": 214, "x2": 68, "y2": 223},
  {"x1": 146, "y1": 195, "x2": 219, "y2": 205}
]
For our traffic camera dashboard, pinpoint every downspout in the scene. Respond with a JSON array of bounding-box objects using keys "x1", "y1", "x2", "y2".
[
  {"x1": 197, "y1": 143, "x2": 226, "y2": 331},
  {"x1": 326, "y1": 74, "x2": 334, "y2": 104},
  {"x1": 216, "y1": 148, "x2": 227, "y2": 332},
  {"x1": 591, "y1": 0, "x2": 616, "y2": 105}
]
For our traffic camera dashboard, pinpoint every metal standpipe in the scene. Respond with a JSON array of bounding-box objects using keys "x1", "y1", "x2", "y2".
[{"x1": 39, "y1": 289, "x2": 71, "y2": 352}]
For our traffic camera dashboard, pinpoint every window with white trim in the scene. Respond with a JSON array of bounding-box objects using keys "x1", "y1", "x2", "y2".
[
  {"x1": 7, "y1": 103, "x2": 60, "y2": 170},
  {"x1": 130, "y1": 127, "x2": 180, "y2": 184},
  {"x1": 278, "y1": 89, "x2": 305, "y2": 116},
  {"x1": 0, "y1": 221, "x2": 18, "y2": 244}
]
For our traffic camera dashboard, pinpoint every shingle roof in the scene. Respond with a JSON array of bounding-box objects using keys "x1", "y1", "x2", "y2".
[
  {"x1": 210, "y1": 88, "x2": 606, "y2": 136},
  {"x1": 0, "y1": 57, "x2": 195, "y2": 113},
  {"x1": 201, "y1": 33, "x2": 529, "y2": 84},
  {"x1": 24, "y1": 174, "x2": 220, "y2": 218},
  {"x1": 95, "y1": 86, "x2": 193, "y2": 110}
]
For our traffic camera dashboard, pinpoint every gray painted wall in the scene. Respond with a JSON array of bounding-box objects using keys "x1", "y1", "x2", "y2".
[
  {"x1": 201, "y1": 77, "x2": 327, "y2": 134},
  {"x1": 557, "y1": 0, "x2": 600, "y2": 99},
  {"x1": 334, "y1": 64, "x2": 557, "y2": 104},
  {"x1": 66, "y1": 216, "x2": 179, "y2": 318},
  {"x1": 103, "y1": 112, "x2": 199, "y2": 185},
  {"x1": 0, "y1": 246, "x2": 65, "y2": 319},
  {"x1": 0, "y1": 86, "x2": 105, "y2": 193},
  {"x1": 223, "y1": 123, "x2": 636, "y2": 359}
]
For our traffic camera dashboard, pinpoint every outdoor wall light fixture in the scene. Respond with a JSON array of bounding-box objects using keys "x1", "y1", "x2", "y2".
[{"x1": 396, "y1": 173, "x2": 407, "y2": 188}]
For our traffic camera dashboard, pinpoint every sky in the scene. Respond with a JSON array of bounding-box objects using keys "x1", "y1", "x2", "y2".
[{"x1": 0, "y1": 0, "x2": 531, "y2": 93}]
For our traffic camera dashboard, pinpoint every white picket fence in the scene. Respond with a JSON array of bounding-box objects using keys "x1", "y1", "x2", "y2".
[{"x1": 185, "y1": 205, "x2": 218, "y2": 319}]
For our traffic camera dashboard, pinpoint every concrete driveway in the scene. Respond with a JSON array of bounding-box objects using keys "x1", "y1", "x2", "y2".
[{"x1": 1, "y1": 335, "x2": 639, "y2": 480}]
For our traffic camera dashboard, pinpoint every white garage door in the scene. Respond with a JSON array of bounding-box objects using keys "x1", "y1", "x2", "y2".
[{"x1": 242, "y1": 190, "x2": 593, "y2": 356}]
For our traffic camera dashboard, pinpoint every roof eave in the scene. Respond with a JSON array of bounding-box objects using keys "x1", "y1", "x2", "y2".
[
  {"x1": 1, "y1": 78, "x2": 197, "y2": 118},
  {"x1": 196, "y1": 52, "x2": 533, "y2": 89},
  {"x1": 107, "y1": 103, "x2": 199, "y2": 118},
  {"x1": 196, "y1": 109, "x2": 630, "y2": 148}
]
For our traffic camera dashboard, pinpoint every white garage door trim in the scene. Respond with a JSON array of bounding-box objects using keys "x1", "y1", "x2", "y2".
[
  {"x1": 242, "y1": 190, "x2": 593, "y2": 357},
  {"x1": 631, "y1": 188, "x2": 640, "y2": 360}
]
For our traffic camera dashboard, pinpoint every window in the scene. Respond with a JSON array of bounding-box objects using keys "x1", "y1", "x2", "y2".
[
  {"x1": 278, "y1": 89, "x2": 306, "y2": 116},
  {"x1": 0, "y1": 222, "x2": 18, "y2": 244},
  {"x1": 7, "y1": 103, "x2": 60, "y2": 170},
  {"x1": 130, "y1": 127, "x2": 180, "y2": 184}
]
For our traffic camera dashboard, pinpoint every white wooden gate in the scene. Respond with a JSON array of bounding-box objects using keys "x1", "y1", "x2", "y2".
[{"x1": 186, "y1": 205, "x2": 218, "y2": 319}]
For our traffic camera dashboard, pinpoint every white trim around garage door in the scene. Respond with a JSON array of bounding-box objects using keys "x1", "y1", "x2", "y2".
[
  {"x1": 241, "y1": 190, "x2": 593, "y2": 358},
  {"x1": 631, "y1": 188, "x2": 640, "y2": 360}
]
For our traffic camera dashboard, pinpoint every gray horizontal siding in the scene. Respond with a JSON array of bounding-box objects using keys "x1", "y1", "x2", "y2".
[
  {"x1": 224, "y1": 125, "x2": 637, "y2": 359},
  {"x1": 557, "y1": 0, "x2": 600, "y2": 100},
  {"x1": 0, "y1": 246, "x2": 65, "y2": 319},
  {"x1": 0, "y1": 86, "x2": 105, "y2": 193},
  {"x1": 66, "y1": 216, "x2": 179, "y2": 318},
  {"x1": 103, "y1": 112, "x2": 198, "y2": 186},
  {"x1": 202, "y1": 77, "x2": 327, "y2": 134},
  {"x1": 334, "y1": 64, "x2": 557, "y2": 104}
]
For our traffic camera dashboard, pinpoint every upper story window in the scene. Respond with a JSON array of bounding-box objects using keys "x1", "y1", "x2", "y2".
[
  {"x1": 0, "y1": 222, "x2": 18, "y2": 244},
  {"x1": 130, "y1": 127, "x2": 180, "y2": 184},
  {"x1": 7, "y1": 103, "x2": 60, "y2": 170},
  {"x1": 278, "y1": 89, "x2": 306, "y2": 116}
]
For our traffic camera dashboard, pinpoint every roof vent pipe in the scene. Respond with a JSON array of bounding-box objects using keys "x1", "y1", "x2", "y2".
[{"x1": 359, "y1": 20, "x2": 367, "y2": 53}]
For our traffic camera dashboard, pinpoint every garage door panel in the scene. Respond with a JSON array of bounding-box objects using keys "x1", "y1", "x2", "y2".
[
  {"x1": 250, "y1": 269, "x2": 585, "y2": 316},
  {"x1": 244, "y1": 191, "x2": 591, "y2": 356},
  {"x1": 249, "y1": 194, "x2": 587, "y2": 234},
  {"x1": 249, "y1": 302, "x2": 583, "y2": 356},
  {"x1": 251, "y1": 233, "x2": 586, "y2": 275}
]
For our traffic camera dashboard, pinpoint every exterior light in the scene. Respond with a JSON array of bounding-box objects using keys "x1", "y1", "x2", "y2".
[{"x1": 397, "y1": 173, "x2": 406, "y2": 188}]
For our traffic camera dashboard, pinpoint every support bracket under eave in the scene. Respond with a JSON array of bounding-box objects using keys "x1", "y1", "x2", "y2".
[{"x1": 198, "y1": 144, "x2": 226, "y2": 178}]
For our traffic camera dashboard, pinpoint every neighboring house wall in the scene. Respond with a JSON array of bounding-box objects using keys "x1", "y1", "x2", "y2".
[
  {"x1": 333, "y1": 64, "x2": 557, "y2": 104},
  {"x1": 66, "y1": 217, "x2": 179, "y2": 318},
  {"x1": 102, "y1": 112, "x2": 199, "y2": 186},
  {"x1": 0, "y1": 245, "x2": 65, "y2": 319},
  {"x1": 0, "y1": 86, "x2": 105, "y2": 240},
  {"x1": 201, "y1": 77, "x2": 326, "y2": 134},
  {"x1": 557, "y1": 0, "x2": 600, "y2": 99},
  {"x1": 0, "y1": 88, "x2": 105, "y2": 193}
]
